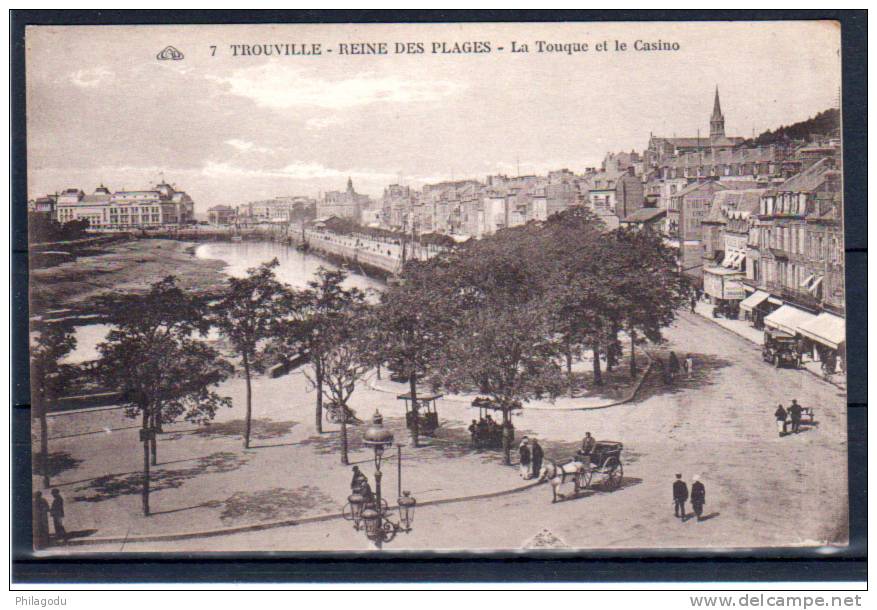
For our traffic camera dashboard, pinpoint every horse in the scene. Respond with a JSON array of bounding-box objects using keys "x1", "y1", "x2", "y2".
[{"x1": 539, "y1": 458, "x2": 590, "y2": 503}]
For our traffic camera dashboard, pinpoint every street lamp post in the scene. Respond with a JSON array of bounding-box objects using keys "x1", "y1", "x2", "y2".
[{"x1": 344, "y1": 410, "x2": 417, "y2": 549}]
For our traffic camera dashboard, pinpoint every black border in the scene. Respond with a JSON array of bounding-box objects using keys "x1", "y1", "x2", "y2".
[{"x1": 10, "y1": 9, "x2": 867, "y2": 585}]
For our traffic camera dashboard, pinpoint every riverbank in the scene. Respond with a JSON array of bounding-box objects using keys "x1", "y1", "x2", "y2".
[{"x1": 29, "y1": 238, "x2": 229, "y2": 318}]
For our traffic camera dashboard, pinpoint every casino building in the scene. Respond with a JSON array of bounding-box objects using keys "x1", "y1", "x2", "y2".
[{"x1": 54, "y1": 181, "x2": 195, "y2": 230}]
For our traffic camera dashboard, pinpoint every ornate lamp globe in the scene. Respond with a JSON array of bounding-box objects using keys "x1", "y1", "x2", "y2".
[
  {"x1": 346, "y1": 492, "x2": 365, "y2": 529},
  {"x1": 397, "y1": 490, "x2": 416, "y2": 532},
  {"x1": 363, "y1": 410, "x2": 394, "y2": 469},
  {"x1": 360, "y1": 507, "x2": 381, "y2": 541}
]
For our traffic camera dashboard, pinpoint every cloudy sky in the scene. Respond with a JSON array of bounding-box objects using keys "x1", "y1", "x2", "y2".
[{"x1": 26, "y1": 21, "x2": 840, "y2": 212}]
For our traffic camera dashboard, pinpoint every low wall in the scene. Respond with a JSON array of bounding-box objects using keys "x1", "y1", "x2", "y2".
[{"x1": 305, "y1": 231, "x2": 402, "y2": 275}]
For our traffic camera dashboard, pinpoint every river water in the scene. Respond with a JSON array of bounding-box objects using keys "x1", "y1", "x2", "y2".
[
  {"x1": 62, "y1": 241, "x2": 385, "y2": 363},
  {"x1": 194, "y1": 241, "x2": 384, "y2": 294}
]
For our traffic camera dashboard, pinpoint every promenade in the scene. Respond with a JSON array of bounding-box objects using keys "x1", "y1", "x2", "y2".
[{"x1": 40, "y1": 310, "x2": 848, "y2": 552}]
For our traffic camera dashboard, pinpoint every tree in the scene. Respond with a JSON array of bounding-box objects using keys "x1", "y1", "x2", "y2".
[
  {"x1": 97, "y1": 276, "x2": 231, "y2": 516},
  {"x1": 318, "y1": 301, "x2": 375, "y2": 465},
  {"x1": 428, "y1": 228, "x2": 565, "y2": 464},
  {"x1": 606, "y1": 227, "x2": 688, "y2": 376},
  {"x1": 293, "y1": 268, "x2": 366, "y2": 434},
  {"x1": 434, "y1": 302, "x2": 565, "y2": 464},
  {"x1": 30, "y1": 325, "x2": 76, "y2": 489},
  {"x1": 96, "y1": 275, "x2": 210, "y2": 465},
  {"x1": 212, "y1": 259, "x2": 289, "y2": 449},
  {"x1": 538, "y1": 207, "x2": 610, "y2": 391},
  {"x1": 372, "y1": 260, "x2": 453, "y2": 447}
]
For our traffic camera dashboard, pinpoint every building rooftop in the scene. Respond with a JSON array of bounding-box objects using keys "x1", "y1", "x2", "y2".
[{"x1": 622, "y1": 208, "x2": 666, "y2": 223}]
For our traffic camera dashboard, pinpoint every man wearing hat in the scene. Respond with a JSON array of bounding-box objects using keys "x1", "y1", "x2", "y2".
[
  {"x1": 788, "y1": 399, "x2": 804, "y2": 434},
  {"x1": 518, "y1": 437, "x2": 531, "y2": 479},
  {"x1": 690, "y1": 475, "x2": 706, "y2": 522},
  {"x1": 672, "y1": 473, "x2": 688, "y2": 520}
]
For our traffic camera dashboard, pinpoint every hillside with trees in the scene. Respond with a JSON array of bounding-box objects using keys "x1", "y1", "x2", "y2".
[{"x1": 745, "y1": 108, "x2": 840, "y2": 147}]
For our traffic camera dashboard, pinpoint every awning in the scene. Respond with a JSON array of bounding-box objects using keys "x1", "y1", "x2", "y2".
[
  {"x1": 808, "y1": 276, "x2": 824, "y2": 295},
  {"x1": 764, "y1": 305, "x2": 816, "y2": 336},
  {"x1": 798, "y1": 313, "x2": 845, "y2": 350},
  {"x1": 739, "y1": 290, "x2": 770, "y2": 313},
  {"x1": 800, "y1": 274, "x2": 814, "y2": 289}
]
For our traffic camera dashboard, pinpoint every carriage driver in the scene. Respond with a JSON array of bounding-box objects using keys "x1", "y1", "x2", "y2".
[{"x1": 577, "y1": 432, "x2": 596, "y2": 461}]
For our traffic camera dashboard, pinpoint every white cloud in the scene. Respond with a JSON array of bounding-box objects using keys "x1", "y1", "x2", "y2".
[
  {"x1": 223, "y1": 139, "x2": 277, "y2": 155},
  {"x1": 69, "y1": 67, "x2": 114, "y2": 88},
  {"x1": 202, "y1": 160, "x2": 394, "y2": 183},
  {"x1": 207, "y1": 66, "x2": 464, "y2": 110}
]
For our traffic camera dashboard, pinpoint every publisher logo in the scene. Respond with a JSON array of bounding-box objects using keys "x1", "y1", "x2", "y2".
[{"x1": 156, "y1": 46, "x2": 184, "y2": 61}]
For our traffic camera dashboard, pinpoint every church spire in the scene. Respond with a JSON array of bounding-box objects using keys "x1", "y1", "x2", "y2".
[
  {"x1": 712, "y1": 86, "x2": 722, "y2": 118},
  {"x1": 710, "y1": 86, "x2": 725, "y2": 140}
]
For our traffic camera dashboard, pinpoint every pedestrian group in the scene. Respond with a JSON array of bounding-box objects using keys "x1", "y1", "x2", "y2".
[
  {"x1": 672, "y1": 473, "x2": 707, "y2": 522},
  {"x1": 774, "y1": 399, "x2": 806, "y2": 437},
  {"x1": 32, "y1": 488, "x2": 65, "y2": 549}
]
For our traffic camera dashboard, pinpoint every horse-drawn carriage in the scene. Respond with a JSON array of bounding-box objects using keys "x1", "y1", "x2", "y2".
[
  {"x1": 542, "y1": 441, "x2": 624, "y2": 503},
  {"x1": 397, "y1": 392, "x2": 442, "y2": 436}
]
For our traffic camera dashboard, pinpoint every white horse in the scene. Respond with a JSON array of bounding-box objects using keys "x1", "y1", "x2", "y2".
[{"x1": 539, "y1": 458, "x2": 591, "y2": 503}]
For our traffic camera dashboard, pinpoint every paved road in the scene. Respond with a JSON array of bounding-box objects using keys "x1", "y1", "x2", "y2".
[{"x1": 63, "y1": 311, "x2": 847, "y2": 553}]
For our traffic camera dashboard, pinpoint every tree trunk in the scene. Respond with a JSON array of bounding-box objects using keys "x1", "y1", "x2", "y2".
[
  {"x1": 409, "y1": 372, "x2": 419, "y2": 448},
  {"x1": 243, "y1": 353, "x2": 253, "y2": 449},
  {"x1": 501, "y1": 407, "x2": 511, "y2": 466},
  {"x1": 593, "y1": 347, "x2": 603, "y2": 386},
  {"x1": 150, "y1": 410, "x2": 158, "y2": 466},
  {"x1": 566, "y1": 346, "x2": 574, "y2": 397},
  {"x1": 141, "y1": 409, "x2": 151, "y2": 516},
  {"x1": 314, "y1": 363, "x2": 323, "y2": 434},
  {"x1": 340, "y1": 403, "x2": 349, "y2": 465},
  {"x1": 38, "y1": 400, "x2": 50, "y2": 489},
  {"x1": 629, "y1": 329, "x2": 638, "y2": 378}
]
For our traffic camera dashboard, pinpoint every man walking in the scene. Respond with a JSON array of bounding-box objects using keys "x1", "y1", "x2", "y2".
[
  {"x1": 50, "y1": 488, "x2": 66, "y2": 544},
  {"x1": 690, "y1": 294, "x2": 697, "y2": 313},
  {"x1": 673, "y1": 473, "x2": 688, "y2": 520},
  {"x1": 668, "y1": 351, "x2": 680, "y2": 382},
  {"x1": 32, "y1": 491, "x2": 50, "y2": 550},
  {"x1": 788, "y1": 399, "x2": 803, "y2": 434},
  {"x1": 685, "y1": 354, "x2": 694, "y2": 379},
  {"x1": 691, "y1": 475, "x2": 706, "y2": 522},
  {"x1": 774, "y1": 404, "x2": 788, "y2": 437},
  {"x1": 518, "y1": 437, "x2": 531, "y2": 479},
  {"x1": 531, "y1": 439, "x2": 544, "y2": 480}
]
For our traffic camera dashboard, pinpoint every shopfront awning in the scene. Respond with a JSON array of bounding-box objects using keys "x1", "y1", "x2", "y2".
[
  {"x1": 764, "y1": 305, "x2": 816, "y2": 336},
  {"x1": 739, "y1": 290, "x2": 770, "y2": 313},
  {"x1": 797, "y1": 313, "x2": 845, "y2": 350}
]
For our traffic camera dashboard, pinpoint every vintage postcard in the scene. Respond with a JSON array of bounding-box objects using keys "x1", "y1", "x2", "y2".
[{"x1": 25, "y1": 21, "x2": 846, "y2": 554}]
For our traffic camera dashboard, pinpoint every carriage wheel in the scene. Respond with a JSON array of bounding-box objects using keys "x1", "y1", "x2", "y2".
[{"x1": 603, "y1": 457, "x2": 623, "y2": 491}]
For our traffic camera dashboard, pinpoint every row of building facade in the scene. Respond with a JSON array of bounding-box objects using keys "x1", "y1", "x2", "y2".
[{"x1": 31, "y1": 181, "x2": 196, "y2": 230}]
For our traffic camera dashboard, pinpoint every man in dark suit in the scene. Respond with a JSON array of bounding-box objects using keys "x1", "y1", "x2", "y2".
[
  {"x1": 673, "y1": 473, "x2": 688, "y2": 520},
  {"x1": 788, "y1": 399, "x2": 804, "y2": 434},
  {"x1": 531, "y1": 439, "x2": 544, "y2": 480},
  {"x1": 50, "y1": 488, "x2": 66, "y2": 544},
  {"x1": 691, "y1": 476, "x2": 706, "y2": 521}
]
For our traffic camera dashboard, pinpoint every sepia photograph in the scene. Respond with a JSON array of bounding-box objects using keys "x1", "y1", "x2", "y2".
[{"x1": 21, "y1": 19, "x2": 850, "y2": 556}]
